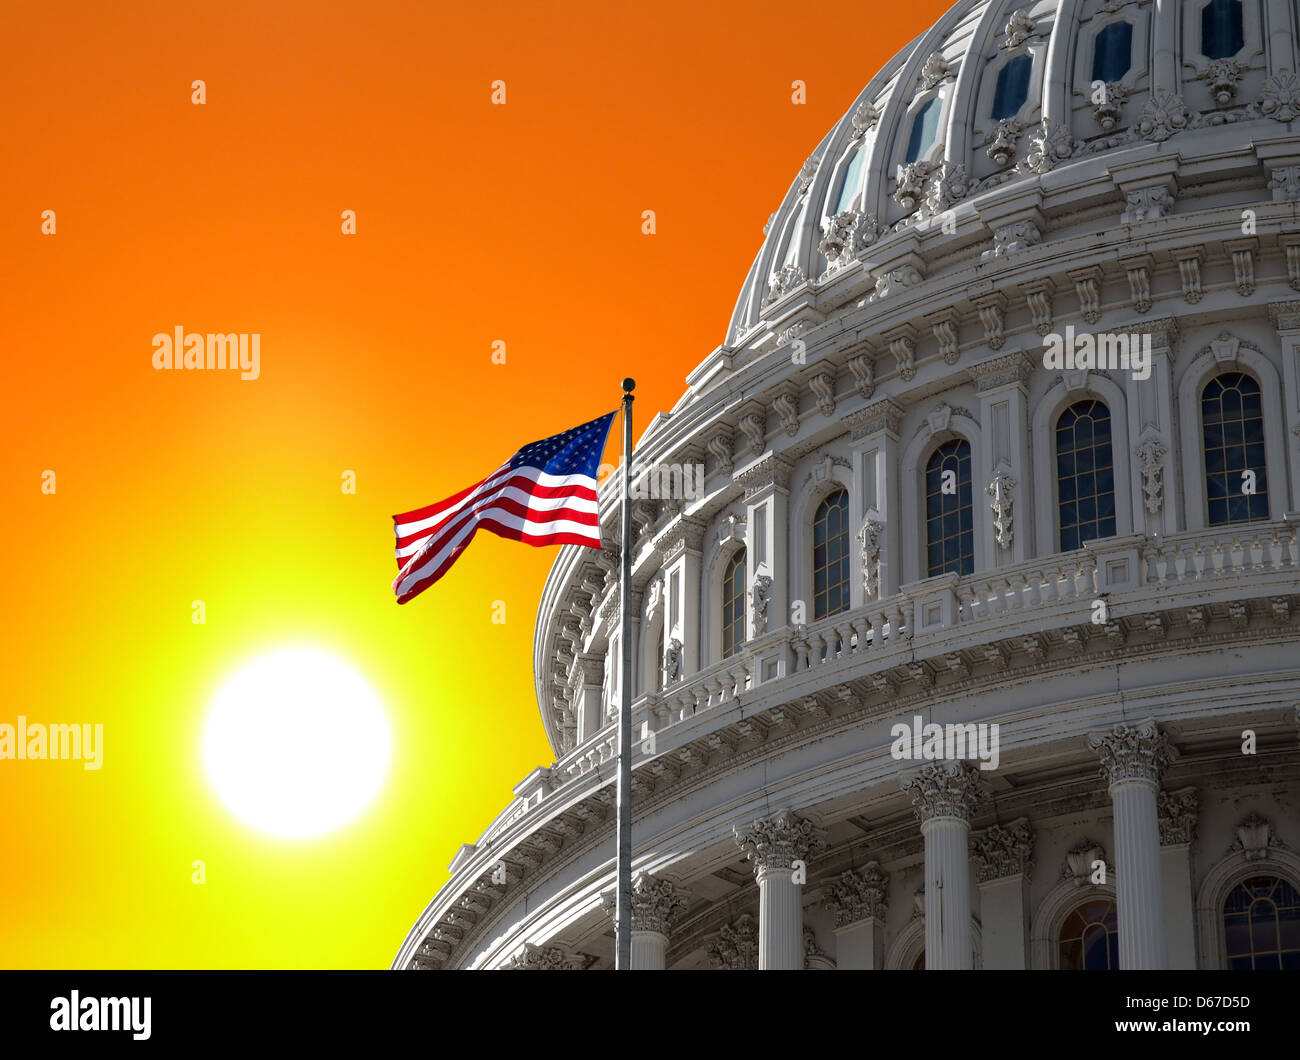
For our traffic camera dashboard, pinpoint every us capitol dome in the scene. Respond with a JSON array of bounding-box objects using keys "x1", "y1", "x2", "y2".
[{"x1": 396, "y1": 0, "x2": 1300, "y2": 970}]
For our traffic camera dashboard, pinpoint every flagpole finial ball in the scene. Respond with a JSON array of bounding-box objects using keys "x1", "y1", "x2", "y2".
[{"x1": 622, "y1": 378, "x2": 636, "y2": 394}]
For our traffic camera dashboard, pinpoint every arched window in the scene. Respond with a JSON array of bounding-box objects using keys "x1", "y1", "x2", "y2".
[
  {"x1": 1059, "y1": 898, "x2": 1120, "y2": 969},
  {"x1": 992, "y1": 54, "x2": 1032, "y2": 119},
  {"x1": 1202, "y1": 0, "x2": 1244, "y2": 60},
  {"x1": 1092, "y1": 21, "x2": 1133, "y2": 83},
  {"x1": 924, "y1": 439, "x2": 973, "y2": 577},
  {"x1": 721, "y1": 548, "x2": 746, "y2": 659},
  {"x1": 1223, "y1": 876, "x2": 1300, "y2": 969},
  {"x1": 833, "y1": 145, "x2": 866, "y2": 214},
  {"x1": 813, "y1": 490, "x2": 850, "y2": 619},
  {"x1": 1057, "y1": 400, "x2": 1116, "y2": 551},
  {"x1": 905, "y1": 97, "x2": 941, "y2": 164},
  {"x1": 1202, "y1": 372, "x2": 1269, "y2": 526}
]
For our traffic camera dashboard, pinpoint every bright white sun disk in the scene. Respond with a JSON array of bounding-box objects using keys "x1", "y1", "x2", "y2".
[{"x1": 203, "y1": 648, "x2": 391, "y2": 838}]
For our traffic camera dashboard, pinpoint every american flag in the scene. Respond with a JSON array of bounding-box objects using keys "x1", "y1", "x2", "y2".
[{"x1": 391, "y1": 411, "x2": 617, "y2": 604}]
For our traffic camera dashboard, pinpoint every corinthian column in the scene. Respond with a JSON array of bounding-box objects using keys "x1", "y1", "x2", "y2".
[
  {"x1": 1087, "y1": 719, "x2": 1173, "y2": 969},
  {"x1": 629, "y1": 873, "x2": 684, "y2": 970},
  {"x1": 734, "y1": 809, "x2": 824, "y2": 969},
  {"x1": 901, "y1": 762, "x2": 984, "y2": 969},
  {"x1": 601, "y1": 872, "x2": 685, "y2": 970}
]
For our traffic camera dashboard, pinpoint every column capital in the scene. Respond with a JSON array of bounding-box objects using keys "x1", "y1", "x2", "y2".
[
  {"x1": 705, "y1": 913, "x2": 759, "y2": 969},
  {"x1": 901, "y1": 761, "x2": 986, "y2": 824},
  {"x1": 970, "y1": 817, "x2": 1035, "y2": 882},
  {"x1": 629, "y1": 872, "x2": 686, "y2": 935},
  {"x1": 1087, "y1": 718, "x2": 1173, "y2": 788},
  {"x1": 734, "y1": 454, "x2": 794, "y2": 499},
  {"x1": 823, "y1": 863, "x2": 889, "y2": 927},
  {"x1": 508, "y1": 944, "x2": 593, "y2": 970},
  {"x1": 1157, "y1": 786, "x2": 1199, "y2": 846},
  {"x1": 734, "y1": 808, "x2": 824, "y2": 873}
]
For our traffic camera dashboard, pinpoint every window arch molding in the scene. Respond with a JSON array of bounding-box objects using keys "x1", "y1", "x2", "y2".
[
  {"x1": 1195, "y1": 845, "x2": 1300, "y2": 970},
  {"x1": 638, "y1": 575, "x2": 667, "y2": 698},
  {"x1": 1031, "y1": 876, "x2": 1120, "y2": 970},
  {"x1": 1071, "y1": 12, "x2": 1150, "y2": 110},
  {"x1": 1182, "y1": 0, "x2": 1260, "y2": 70},
  {"x1": 790, "y1": 467, "x2": 856, "y2": 623},
  {"x1": 885, "y1": 913, "x2": 982, "y2": 969},
  {"x1": 1176, "y1": 340, "x2": 1288, "y2": 529},
  {"x1": 700, "y1": 514, "x2": 748, "y2": 667},
  {"x1": 1031, "y1": 376, "x2": 1134, "y2": 549},
  {"x1": 900, "y1": 411, "x2": 985, "y2": 584}
]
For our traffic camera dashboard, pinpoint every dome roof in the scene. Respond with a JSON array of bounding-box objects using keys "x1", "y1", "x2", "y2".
[{"x1": 726, "y1": 0, "x2": 1300, "y2": 345}]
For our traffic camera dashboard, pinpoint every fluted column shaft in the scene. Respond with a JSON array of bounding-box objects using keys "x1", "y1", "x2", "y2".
[
  {"x1": 902, "y1": 762, "x2": 984, "y2": 970},
  {"x1": 630, "y1": 930, "x2": 667, "y2": 970},
  {"x1": 922, "y1": 816, "x2": 974, "y2": 969},
  {"x1": 756, "y1": 865, "x2": 802, "y2": 969},
  {"x1": 735, "y1": 809, "x2": 824, "y2": 971},
  {"x1": 1089, "y1": 720, "x2": 1172, "y2": 970}
]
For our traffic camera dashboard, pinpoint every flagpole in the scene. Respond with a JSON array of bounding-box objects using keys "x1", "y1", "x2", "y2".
[{"x1": 615, "y1": 377, "x2": 635, "y2": 970}]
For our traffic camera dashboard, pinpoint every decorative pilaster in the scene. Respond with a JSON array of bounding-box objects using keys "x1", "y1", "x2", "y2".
[
  {"x1": 824, "y1": 864, "x2": 889, "y2": 969},
  {"x1": 705, "y1": 913, "x2": 759, "y2": 969},
  {"x1": 735, "y1": 809, "x2": 825, "y2": 969},
  {"x1": 736, "y1": 456, "x2": 793, "y2": 641},
  {"x1": 970, "y1": 352, "x2": 1033, "y2": 566},
  {"x1": 1158, "y1": 787, "x2": 1199, "y2": 969},
  {"x1": 625, "y1": 873, "x2": 685, "y2": 970},
  {"x1": 971, "y1": 817, "x2": 1034, "y2": 969},
  {"x1": 1087, "y1": 720, "x2": 1172, "y2": 969},
  {"x1": 848, "y1": 399, "x2": 904, "y2": 601},
  {"x1": 901, "y1": 762, "x2": 985, "y2": 969}
]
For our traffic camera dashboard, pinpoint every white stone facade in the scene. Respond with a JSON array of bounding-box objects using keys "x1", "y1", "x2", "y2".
[{"x1": 395, "y1": 0, "x2": 1300, "y2": 971}]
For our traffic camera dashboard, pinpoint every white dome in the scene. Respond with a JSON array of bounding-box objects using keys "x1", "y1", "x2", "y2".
[{"x1": 725, "y1": 0, "x2": 1300, "y2": 346}]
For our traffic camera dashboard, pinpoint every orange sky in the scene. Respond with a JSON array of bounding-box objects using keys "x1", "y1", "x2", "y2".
[{"x1": 0, "y1": 0, "x2": 952, "y2": 967}]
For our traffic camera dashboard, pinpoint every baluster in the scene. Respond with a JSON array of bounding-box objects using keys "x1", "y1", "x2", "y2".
[
  {"x1": 1026, "y1": 571, "x2": 1043, "y2": 608},
  {"x1": 1268, "y1": 532, "x2": 1283, "y2": 571},
  {"x1": 1288, "y1": 529, "x2": 1299, "y2": 568}
]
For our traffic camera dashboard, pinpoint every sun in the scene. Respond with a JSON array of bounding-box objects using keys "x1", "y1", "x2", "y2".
[{"x1": 202, "y1": 648, "x2": 392, "y2": 839}]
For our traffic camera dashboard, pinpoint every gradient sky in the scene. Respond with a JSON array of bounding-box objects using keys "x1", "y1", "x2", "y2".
[{"x1": 0, "y1": 0, "x2": 952, "y2": 967}]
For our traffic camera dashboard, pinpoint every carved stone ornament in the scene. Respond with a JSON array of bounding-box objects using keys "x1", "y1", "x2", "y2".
[
  {"x1": 850, "y1": 100, "x2": 880, "y2": 139},
  {"x1": 919, "y1": 51, "x2": 950, "y2": 91},
  {"x1": 1231, "y1": 813, "x2": 1283, "y2": 861},
  {"x1": 1157, "y1": 787, "x2": 1199, "y2": 846},
  {"x1": 819, "y1": 209, "x2": 875, "y2": 272},
  {"x1": 762, "y1": 263, "x2": 806, "y2": 308},
  {"x1": 796, "y1": 154, "x2": 820, "y2": 197},
  {"x1": 986, "y1": 117, "x2": 1022, "y2": 166},
  {"x1": 706, "y1": 914, "x2": 759, "y2": 969},
  {"x1": 1023, "y1": 119, "x2": 1079, "y2": 173},
  {"x1": 1003, "y1": 8, "x2": 1034, "y2": 49},
  {"x1": 893, "y1": 159, "x2": 935, "y2": 212},
  {"x1": 1202, "y1": 57, "x2": 1245, "y2": 106},
  {"x1": 1134, "y1": 438, "x2": 1166, "y2": 515},
  {"x1": 1087, "y1": 719, "x2": 1172, "y2": 787},
  {"x1": 858, "y1": 519, "x2": 884, "y2": 600},
  {"x1": 869, "y1": 265, "x2": 924, "y2": 302},
  {"x1": 1138, "y1": 90, "x2": 1188, "y2": 142},
  {"x1": 984, "y1": 218, "x2": 1041, "y2": 259},
  {"x1": 1260, "y1": 70, "x2": 1300, "y2": 122},
  {"x1": 823, "y1": 863, "x2": 889, "y2": 927},
  {"x1": 970, "y1": 818, "x2": 1035, "y2": 882},
  {"x1": 1121, "y1": 186, "x2": 1175, "y2": 224},
  {"x1": 987, "y1": 469, "x2": 1016, "y2": 550},
  {"x1": 1062, "y1": 839, "x2": 1107, "y2": 887},
  {"x1": 509, "y1": 943, "x2": 593, "y2": 970},
  {"x1": 734, "y1": 809, "x2": 825, "y2": 873},
  {"x1": 901, "y1": 761, "x2": 985, "y2": 823},
  {"x1": 749, "y1": 573, "x2": 773, "y2": 635},
  {"x1": 664, "y1": 637, "x2": 683, "y2": 684},
  {"x1": 628, "y1": 872, "x2": 686, "y2": 935},
  {"x1": 1093, "y1": 81, "x2": 1128, "y2": 131}
]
